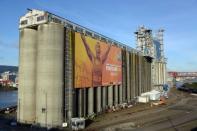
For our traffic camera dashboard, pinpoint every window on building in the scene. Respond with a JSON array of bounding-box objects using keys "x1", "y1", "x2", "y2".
[
  {"x1": 52, "y1": 17, "x2": 61, "y2": 24},
  {"x1": 21, "y1": 20, "x2": 28, "y2": 25},
  {"x1": 85, "y1": 31, "x2": 92, "y2": 36},
  {"x1": 76, "y1": 26, "x2": 83, "y2": 33},
  {"x1": 94, "y1": 34, "x2": 100, "y2": 39},
  {"x1": 67, "y1": 23, "x2": 73, "y2": 29},
  {"x1": 37, "y1": 16, "x2": 45, "y2": 22},
  {"x1": 101, "y1": 37, "x2": 106, "y2": 42}
]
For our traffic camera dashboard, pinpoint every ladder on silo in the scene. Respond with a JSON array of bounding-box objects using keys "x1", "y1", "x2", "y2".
[{"x1": 64, "y1": 28, "x2": 73, "y2": 125}]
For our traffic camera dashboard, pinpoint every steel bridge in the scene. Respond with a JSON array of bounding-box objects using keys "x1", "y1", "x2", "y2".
[{"x1": 168, "y1": 72, "x2": 197, "y2": 78}]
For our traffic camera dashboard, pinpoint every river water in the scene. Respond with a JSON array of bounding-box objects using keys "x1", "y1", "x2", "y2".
[{"x1": 0, "y1": 90, "x2": 17, "y2": 109}]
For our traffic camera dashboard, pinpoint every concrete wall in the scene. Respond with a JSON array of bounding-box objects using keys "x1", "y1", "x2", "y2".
[
  {"x1": 36, "y1": 23, "x2": 64, "y2": 127},
  {"x1": 152, "y1": 61, "x2": 167, "y2": 90},
  {"x1": 18, "y1": 28, "x2": 37, "y2": 124}
]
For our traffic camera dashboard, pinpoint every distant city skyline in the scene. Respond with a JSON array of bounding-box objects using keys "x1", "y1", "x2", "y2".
[{"x1": 0, "y1": 0, "x2": 197, "y2": 71}]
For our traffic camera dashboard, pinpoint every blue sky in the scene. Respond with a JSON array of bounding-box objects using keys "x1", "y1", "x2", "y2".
[{"x1": 0, "y1": 0, "x2": 196, "y2": 71}]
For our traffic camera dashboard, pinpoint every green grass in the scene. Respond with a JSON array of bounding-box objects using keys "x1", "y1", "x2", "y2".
[{"x1": 183, "y1": 82, "x2": 197, "y2": 89}]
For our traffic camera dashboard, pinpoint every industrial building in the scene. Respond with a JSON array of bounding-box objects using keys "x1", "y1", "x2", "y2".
[
  {"x1": 135, "y1": 26, "x2": 167, "y2": 90},
  {"x1": 17, "y1": 9, "x2": 165, "y2": 128}
]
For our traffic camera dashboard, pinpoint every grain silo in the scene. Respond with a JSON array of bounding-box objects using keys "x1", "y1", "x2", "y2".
[
  {"x1": 18, "y1": 28, "x2": 37, "y2": 123},
  {"x1": 18, "y1": 9, "x2": 156, "y2": 129},
  {"x1": 35, "y1": 23, "x2": 64, "y2": 127}
]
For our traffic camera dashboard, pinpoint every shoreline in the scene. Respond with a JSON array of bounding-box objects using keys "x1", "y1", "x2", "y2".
[{"x1": 0, "y1": 87, "x2": 18, "y2": 92}]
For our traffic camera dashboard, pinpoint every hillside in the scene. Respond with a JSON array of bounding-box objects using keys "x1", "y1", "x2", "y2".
[{"x1": 0, "y1": 65, "x2": 18, "y2": 73}]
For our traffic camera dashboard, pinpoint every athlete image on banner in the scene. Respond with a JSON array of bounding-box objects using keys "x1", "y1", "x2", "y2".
[{"x1": 75, "y1": 32, "x2": 122, "y2": 88}]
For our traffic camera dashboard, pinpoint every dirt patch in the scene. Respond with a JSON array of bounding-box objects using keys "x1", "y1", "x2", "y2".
[{"x1": 85, "y1": 88, "x2": 192, "y2": 130}]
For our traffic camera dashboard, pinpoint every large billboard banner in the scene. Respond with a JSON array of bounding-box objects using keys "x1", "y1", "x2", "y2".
[{"x1": 74, "y1": 32, "x2": 122, "y2": 88}]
